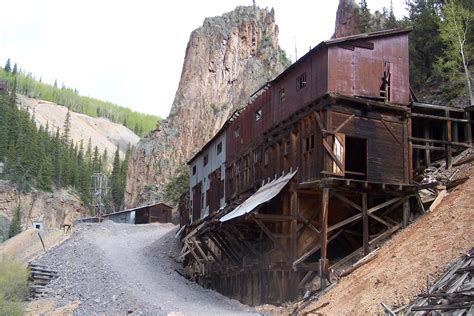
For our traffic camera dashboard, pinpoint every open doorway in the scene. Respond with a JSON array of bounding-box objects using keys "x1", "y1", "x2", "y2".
[{"x1": 345, "y1": 136, "x2": 367, "y2": 180}]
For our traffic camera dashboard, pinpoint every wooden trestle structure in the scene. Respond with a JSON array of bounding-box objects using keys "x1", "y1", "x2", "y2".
[{"x1": 181, "y1": 177, "x2": 418, "y2": 305}]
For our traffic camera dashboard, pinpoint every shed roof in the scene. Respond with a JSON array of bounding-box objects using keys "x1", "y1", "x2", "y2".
[{"x1": 102, "y1": 202, "x2": 172, "y2": 218}]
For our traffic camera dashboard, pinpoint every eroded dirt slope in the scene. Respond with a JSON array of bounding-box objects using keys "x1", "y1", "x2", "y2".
[{"x1": 302, "y1": 163, "x2": 474, "y2": 315}]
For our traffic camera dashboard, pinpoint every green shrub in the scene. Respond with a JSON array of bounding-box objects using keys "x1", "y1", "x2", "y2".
[{"x1": 0, "y1": 257, "x2": 29, "y2": 316}]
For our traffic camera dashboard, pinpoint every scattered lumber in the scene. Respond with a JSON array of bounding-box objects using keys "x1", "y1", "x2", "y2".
[
  {"x1": 401, "y1": 248, "x2": 474, "y2": 315},
  {"x1": 28, "y1": 262, "x2": 58, "y2": 300}
]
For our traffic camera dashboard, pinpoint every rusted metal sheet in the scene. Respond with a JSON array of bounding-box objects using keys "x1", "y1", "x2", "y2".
[{"x1": 220, "y1": 170, "x2": 297, "y2": 222}]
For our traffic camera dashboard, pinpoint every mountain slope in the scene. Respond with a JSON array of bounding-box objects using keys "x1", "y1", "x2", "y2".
[
  {"x1": 299, "y1": 163, "x2": 474, "y2": 314},
  {"x1": 124, "y1": 6, "x2": 290, "y2": 207},
  {"x1": 17, "y1": 94, "x2": 140, "y2": 157}
]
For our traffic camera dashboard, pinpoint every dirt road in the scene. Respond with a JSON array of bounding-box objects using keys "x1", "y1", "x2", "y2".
[{"x1": 34, "y1": 221, "x2": 257, "y2": 315}]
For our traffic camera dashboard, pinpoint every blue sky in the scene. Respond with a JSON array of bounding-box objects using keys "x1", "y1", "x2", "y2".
[{"x1": 0, "y1": 0, "x2": 407, "y2": 118}]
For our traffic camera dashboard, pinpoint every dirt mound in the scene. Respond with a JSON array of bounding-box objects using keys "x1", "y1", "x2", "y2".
[{"x1": 301, "y1": 163, "x2": 474, "y2": 315}]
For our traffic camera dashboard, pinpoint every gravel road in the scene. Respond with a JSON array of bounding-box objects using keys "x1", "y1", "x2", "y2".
[{"x1": 34, "y1": 221, "x2": 258, "y2": 315}]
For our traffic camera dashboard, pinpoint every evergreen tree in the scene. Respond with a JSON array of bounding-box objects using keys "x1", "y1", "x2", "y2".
[
  {"x1": 4, "y1": 59, "x2": 11, "y2": 73},
  {"x1": 8, "y1": 206, "x2": 22, "y2": 238},
  {"x1": 62, "y1": 109, "x2": 71, "y2": 146},
  {"x1": 358, "y1": 0, "x2": 372, "y2": 33},
  {"x1": 92, "y1": 146, "x2": 100, "y2": 173},
  {"x1": 37, "y1": 156, "x2": 53, "y2": 191},
  {"x1": 110, "y1": 146, "x2": 123, "y2": 209},
  {"x1": 436, "y1": 0, "x2": 473, "y2": 105},
  {"x1": 406, "y1": 0, "x2": 444, "y2": 89},
  {"x1": 12, "y1": 62, "x2": 18, "y2": 75}
]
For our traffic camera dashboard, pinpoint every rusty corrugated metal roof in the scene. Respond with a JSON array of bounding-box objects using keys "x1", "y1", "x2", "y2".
[{"x1": 219, "y1": 170, "x2": 297, "y2": 222}]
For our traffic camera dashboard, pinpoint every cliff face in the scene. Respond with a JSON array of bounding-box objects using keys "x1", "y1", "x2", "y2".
[
  {"x1": 0, "y1": 180, "x2": 89, "y2": 241},
  {"x1": 124, "y1": 6, "x2": 289, "y2": 207},
  {"x1": 334, "y1": 0, "x2": 360, "y2": 38}
]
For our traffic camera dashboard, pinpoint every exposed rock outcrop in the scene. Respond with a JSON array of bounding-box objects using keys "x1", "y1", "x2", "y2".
[
  {"x1": 17, "y1": 94, "x2": 140, "y2": 158},
  {"x1": 124, "y1": 6, "x2": 290, "y2": 207},
  {"x1": 0, "y1": 180, "x2": 89, "y2": 241},
  {"x1": 334, "y1": 0, "x2": 360, "y2": 38}
]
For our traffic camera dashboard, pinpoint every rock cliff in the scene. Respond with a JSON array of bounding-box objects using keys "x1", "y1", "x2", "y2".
[
  {"x1": 334, "y1": 0, "x2": 360, "y2": 38},
  {"x1": 0, "y1": 180, "x2": 89, "y2": 242},
  {"x1": 124, "y1": 6, "x2": 289, "y2": 207}
]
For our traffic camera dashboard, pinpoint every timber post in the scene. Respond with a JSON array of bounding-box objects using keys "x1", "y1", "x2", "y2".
[
  {"x1": 320, "y1": 187, "x2": 329, "y2": 289},
  {"x1": 362, "y1": 192, "x2": 369, "y2": 256}
]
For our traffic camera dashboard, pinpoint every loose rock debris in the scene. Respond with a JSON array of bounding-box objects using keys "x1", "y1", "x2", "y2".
[{"x1": 31, "y1": 221, "x2": 258, "y2": 315}]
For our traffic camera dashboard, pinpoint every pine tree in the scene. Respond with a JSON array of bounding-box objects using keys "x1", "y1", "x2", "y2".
[
  {"x1": 8, "y1": 206, "x2": 22, "y2": 238},
  {"x1": 4, "y1": 59, "x2": 11, "y2": 73},
  {"x1": 12, "y1": 62, "x2": 18, "y2": 75},
  {"x1": 61, "y1": 109, "x2": 71, "y2": 146},
  {"x1": 358, "y1": 0, "x2": 372, "y2": 33},
  {"x1": 436, "y1": 0, "x2": 473, "y2": 105},
  {"x1": 37, "y1": 156, "x2": 53, "y2": 191},
  {"x1": 110, "y1": 146, "x2": 122, "y2": 209}
]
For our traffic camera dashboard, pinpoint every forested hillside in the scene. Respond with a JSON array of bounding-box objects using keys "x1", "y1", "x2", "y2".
[
  {"x1": 0, "y1": 89, "x2": 129, "y2": 211},
  {"x1": 0, "y1": 63, "x2": 160, "y2": 136},
  {"x1": 357, "y1": 0, "x2": 473, "y2": 106}
]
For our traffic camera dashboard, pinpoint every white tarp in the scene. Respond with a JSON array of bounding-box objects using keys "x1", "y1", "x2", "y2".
[{"x1": 219, "y1": 170, "x2": 297, "y2": 222}]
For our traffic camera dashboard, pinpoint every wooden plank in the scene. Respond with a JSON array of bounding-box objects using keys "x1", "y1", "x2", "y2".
[
  {"x1": 322, "y1": 138, "x2": 345, "y2": 172},
  {"x1": 321, "y1": 188, "x2": 329, "y2": 261},
  {"x1": 412, "y1": 144, "x2": 445, "y2": 151},
  {"x1": 410, "y1": 137, "x2": 471, "y2": 148},
  {"x1": 381, "y1": 119, "x2": 401, "y2": 144},
  {"x1": 367, "y1": 197, "x2": 402, "y2": 214},
  {"x1": 331, "y1": 192, "x2": 362, "y2": 211},
  {"x1": 411, "y1": 112, "x2": 471, "y2": 123},
  {"x1": 428, "y1": 189, "x2": 447, "y2": 212},
  {"x1": 191, "y1": 238, "x2": 209, "y2": 262},
  {"x1": 362, "y1": 192, "x2": 369, "y2": 256},
  {"x1": 298, "y1": 214, "x2": 320, "y2": 234},
  {"x1": 403, "y1": 197, "x2": 410, "y2": 228},
  {"x1": 333, "y1": 114, "x2": 355, "y2": 134},
  {"x1": 253, "y1": 214, "x2": 295, "y2": 222},
  {"x1": 412, "y1": 102, "x2": 466, "y2": 112},
  {"x1": 254, "y1": 218, "x2": 290, "y2": 261}
]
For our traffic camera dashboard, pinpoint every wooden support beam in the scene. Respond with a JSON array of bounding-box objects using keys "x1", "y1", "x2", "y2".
[
  {"x1": 331, "y1": 192, "x2": 362, "y2": 211},
  {"x1": 191, "y1": 238, "x2": 209, "y2": 262},
  {"x1": 333, "y1": 114, "x2": 355, "y2": 134},
  {"x1": 424, "y1": 121, "x2": 431, "y2": 166},
  {"x1": 362, "y1": 192, "x2": 369, "y2": 256},
  {"x1": 410, "y1": 137, "x2": 471, "y2": 148},
  {"x1": 328, "y1": 196, "x2": 402, "y2": 232},
  {"x1": 298, "y1": 214, "x2": 320, "y2": 234},
  {"x1": 403, "y1": 197, "x2": 410, "y2": 228},
  {"x1": 253, "y1": 214, "x2": 295, "y2": 222},
  {"x1": 320, "y1": 187, "x2": 329, "y2": 289},
  {"x1": 369, "y1": 222, "x2": 403, "y2": 246},
  {"x1": 381, "y1": 119, "x2": 401, "y2": 144},
  {"x1": 445, "y1": 110, "x2": 453, "y2": 168},
  {"x1": 254, "y1": 218, "x2": 290, "y2": 261},
  {"x1": 464, "y1": 111, "x2": 472, "y2": 145},
  {"x1": 411, "y1": 112, "x2": 471, "y2": 123}
]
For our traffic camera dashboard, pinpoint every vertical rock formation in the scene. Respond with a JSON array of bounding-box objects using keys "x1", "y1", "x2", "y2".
[
  {"x1": 124, "y1": 6, "x2": 290, "y2": 207},
  {"x1": 334, "y1": 0, "x2": 360, "y2": 38}
]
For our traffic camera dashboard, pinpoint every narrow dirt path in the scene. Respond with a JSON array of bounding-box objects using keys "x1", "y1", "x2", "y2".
[{"x1": 34, "y1": 222, "x2": 257, "y2": 315}]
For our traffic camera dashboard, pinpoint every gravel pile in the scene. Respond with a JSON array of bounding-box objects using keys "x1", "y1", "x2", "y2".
[{"x1": 33, "y1": 221, "x2": 257, "y2": 315}]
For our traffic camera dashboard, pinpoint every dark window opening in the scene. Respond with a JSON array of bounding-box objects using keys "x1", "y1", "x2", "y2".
[
  {"x1": 296, "y1": 73, "x2": 307, "y2": 91},
  {"x1": 216, "y1": 142, "x2": 222, "y2": 155},
  {"x1": 380, "y1": 61, "x2": 391, "y2": 101},
  {"x1": 279, "y1": 89, "x2": 286, "y2": 103},
  {"x1": 35, "y1": 224, "x2": 40, "y2": 229},
  {"x1": 192, "y1": 165, "x2": 196, "y2": 175},
  {"x1": 305, "y1": 135, "x2": 315, "y2": 152},
  {"x1": 345, "y1": 136, "x2": 367, "y2": 180},
  {"x1": 233, "y1": 126, "x2": 240, "y2": 138},
  {"x1": 203, "y1": 154, "x2": 209, "y2": 166},
  {"x1": 255, "y1": 109, "x2": 262, "y2": 121}
]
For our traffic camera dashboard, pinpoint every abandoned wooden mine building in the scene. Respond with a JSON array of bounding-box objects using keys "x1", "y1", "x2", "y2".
[{"x1": 179, "y1": 28, "x2": 473, "y2": 305}]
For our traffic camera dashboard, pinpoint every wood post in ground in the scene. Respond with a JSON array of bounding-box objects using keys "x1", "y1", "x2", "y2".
[
  {"x1": 403, "y1": 197, "x2": 410, "y2": 228},
  {"x1": 362, "y1": 192, "x2": 369, "y2": 256},
  {"x1": 320, "y1": 187, "x2": 329, "y2": 289}
]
